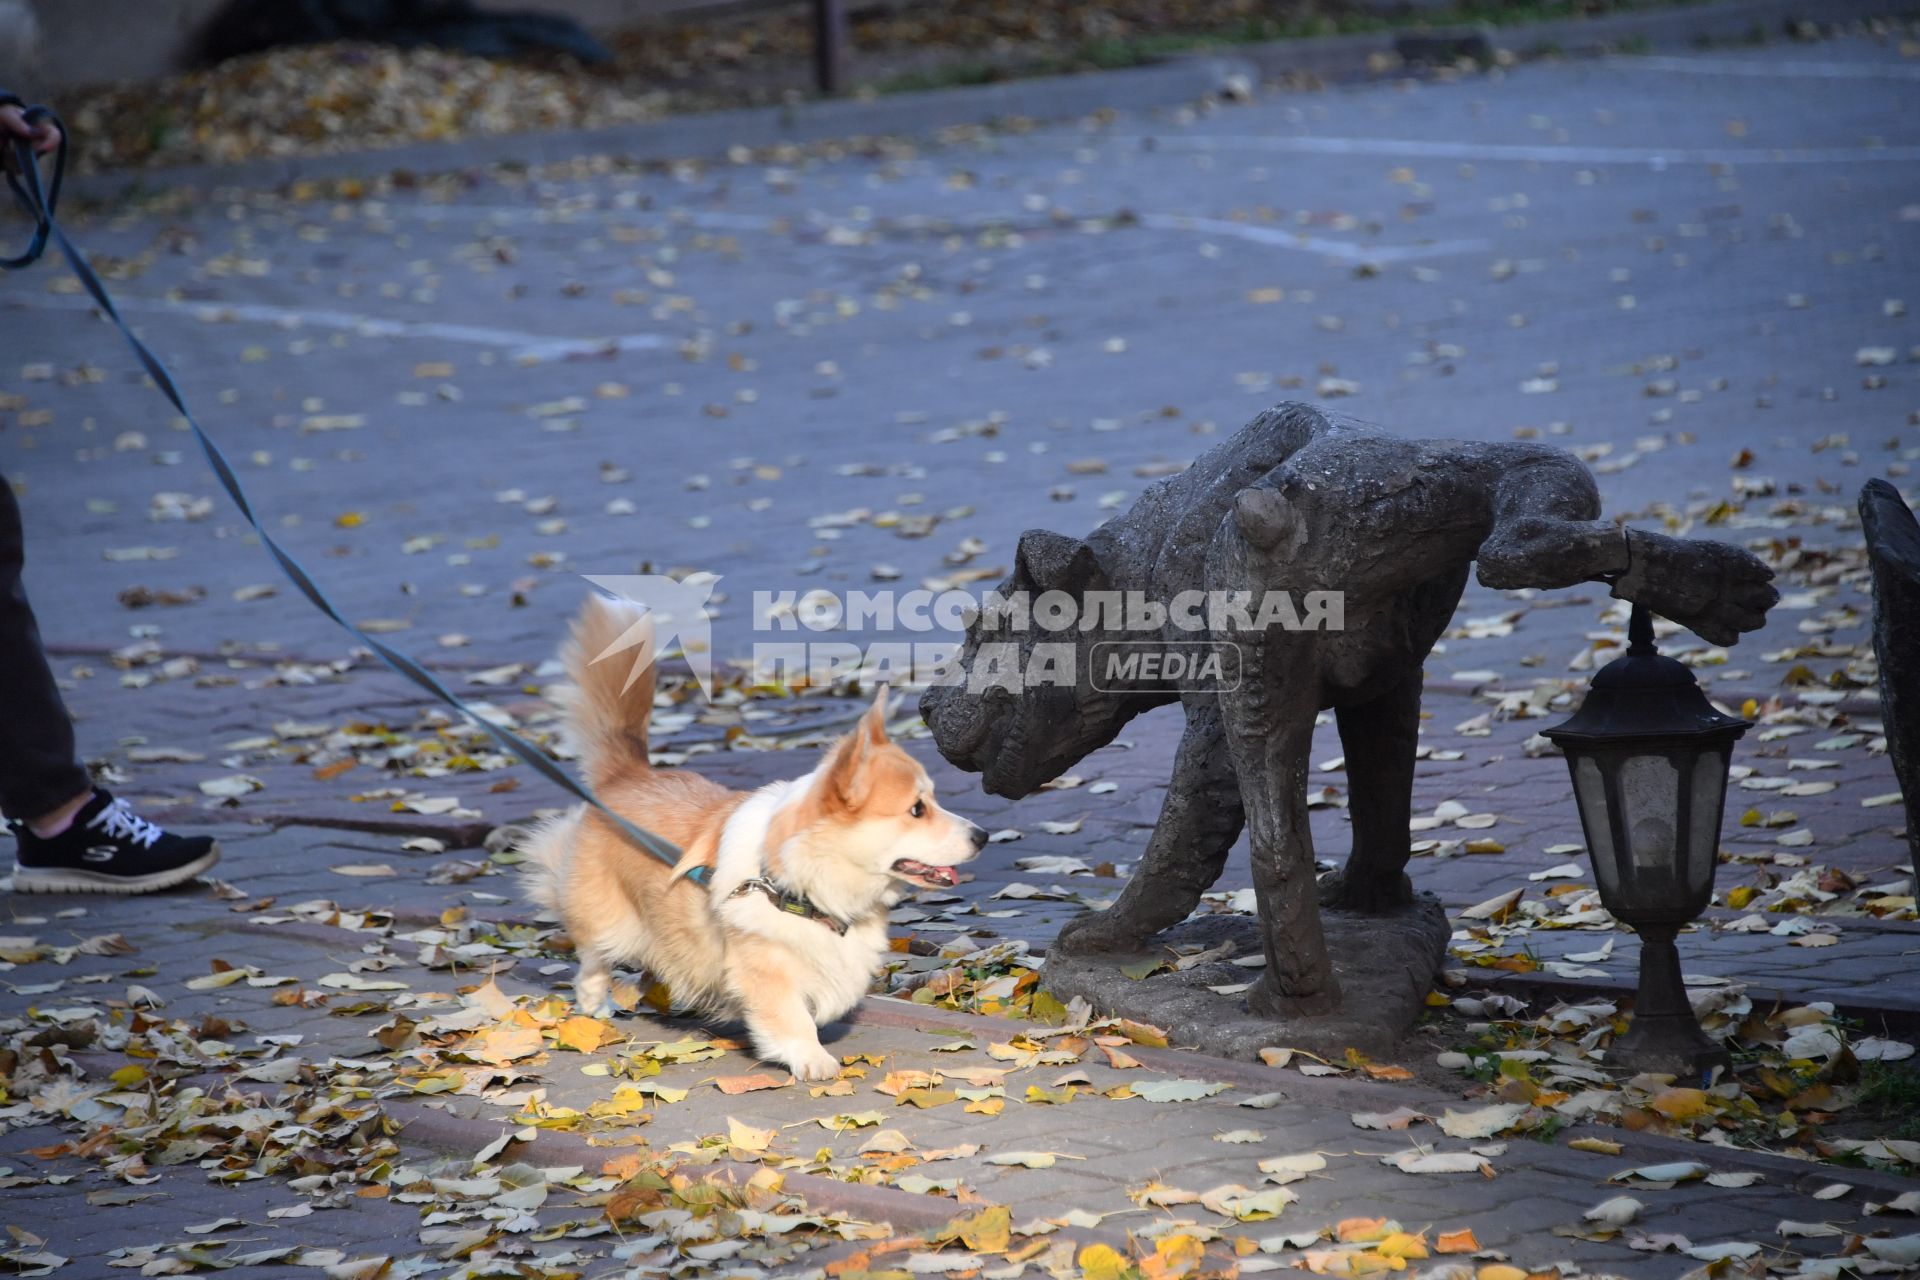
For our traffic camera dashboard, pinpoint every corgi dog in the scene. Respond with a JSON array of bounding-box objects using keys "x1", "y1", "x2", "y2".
[{"x1": 521, "y1": 594, "x2": 986, "y2": 1080}]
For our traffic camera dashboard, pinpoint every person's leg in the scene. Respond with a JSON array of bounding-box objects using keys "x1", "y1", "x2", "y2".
[
  {"x1": 0, "y1": 471, "x2": 92, "y2": 827},
  {"x1": 2, "y1": 471, "x2": 220, "y2": 892}
]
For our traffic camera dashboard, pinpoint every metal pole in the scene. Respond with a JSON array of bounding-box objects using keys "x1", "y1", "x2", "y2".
[{"x1": 812, "y1": 0, "x2": 846, "y2": 95}]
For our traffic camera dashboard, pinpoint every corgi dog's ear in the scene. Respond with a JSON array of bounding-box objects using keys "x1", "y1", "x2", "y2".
[
  {"x1": 825, "y1": 685, "x2": 892, "y2": 809},
  {"x1": 860, "y1": 684, "x2": 891, "y2": 745}
]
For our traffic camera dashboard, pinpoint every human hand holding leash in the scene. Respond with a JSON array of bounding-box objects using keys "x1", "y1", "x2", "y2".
[{"x1": 0, "y1": 100, "x2": 59, "y2": 172}]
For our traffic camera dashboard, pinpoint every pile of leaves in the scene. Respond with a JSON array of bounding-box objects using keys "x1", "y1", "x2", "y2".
[{"x1": 66, "y1": 42, "x2": 672, "y2": 172}]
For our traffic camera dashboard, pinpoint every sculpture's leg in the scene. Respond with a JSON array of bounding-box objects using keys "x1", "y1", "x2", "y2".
[
  {"x1": 1221, "y1": 645, "x2": 1341, "y2": 1017},
  {"x1": 1322, "y1": 669, "x2": 1420, "y2": 913},
  {"x1": 1054, "y1": 703, "x2": 1245, "y2": 955}
]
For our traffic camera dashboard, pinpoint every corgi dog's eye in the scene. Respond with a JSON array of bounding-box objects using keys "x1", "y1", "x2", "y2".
[{"x1": 910, "y1": 800, "x2": 927, "y2": 818}]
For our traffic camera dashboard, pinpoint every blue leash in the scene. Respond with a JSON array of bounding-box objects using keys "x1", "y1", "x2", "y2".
[{"x1": 4, "y1": 111, "x2": 708, "y2": 888}]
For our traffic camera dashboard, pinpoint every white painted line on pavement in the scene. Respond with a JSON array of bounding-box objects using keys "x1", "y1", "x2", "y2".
[
  {"x1": 380, "y1": 199, "x2": 1476, "y2": 264},
  {"x1": 1611, "y1": 55, "x2": 1920, "y2": 80},
  {"x1": 1135, "y1": 213, "x2": 1486, "y2": 263},
  {"x1": 13, "y1": 292, "x2": 672, "y2": 362},
  {"x1": 1114, "y1": 134, "x2": 1920, "y2": 167},
  {"x1": 388, "y1": 201, "x2": 777, "y2": 233}
]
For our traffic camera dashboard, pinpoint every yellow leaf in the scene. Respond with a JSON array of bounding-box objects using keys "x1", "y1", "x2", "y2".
[
  {"x1": 554, "y1": 1016, "x2": 618, "y2": 1053},
  {"x1": 1436, "y1": 1228, "x2": 1479, "y2": 1254},
  {"x1": 1120, "y1": 1018, "x2": 1170, "y2": 1048},
  {"x1": 1569, "y1": 1137, "x2": 1623, "y2": 1155},
  {"x1": 1338, "y1": 1217, "x2": 1396, "y2": 1243},
  {"x1": 1648, "y1": 1087, "x2": 1715, "y2": 1122},
  {"x1": 1378, "y1": 1231, "x2": 1429, "y2": 1260},
  {"x1": 1077, "y1": 1243, "x2": 1132, "y2": 1280},
  {"x1": 944, "y1": 1205, "x2": 1010, "y2": 1253},
  {"x1": 1141, "y1": 1233, "x2": 1205, "y2": 1279},
  {"x1": 726, "y1": 1116, "x2": 775, "y2": 1153}
]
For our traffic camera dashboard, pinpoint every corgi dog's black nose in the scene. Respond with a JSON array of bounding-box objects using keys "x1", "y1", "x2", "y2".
[{"x1": 969, "y1": 824, "x2": 990, "y2": 850}]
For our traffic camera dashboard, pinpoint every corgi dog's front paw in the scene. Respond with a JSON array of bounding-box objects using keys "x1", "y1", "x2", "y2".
[
  {"x1": 573, "y1": 968, "x2": 616, "y2": 1019},
  {"x1": 785, "y1": 1044, "x2": 841, "y2": 1082}
]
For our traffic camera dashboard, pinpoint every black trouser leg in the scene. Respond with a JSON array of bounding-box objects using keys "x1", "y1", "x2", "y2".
[{"x1": 0, "y1": 471, "x2": 90, "y2": 821}]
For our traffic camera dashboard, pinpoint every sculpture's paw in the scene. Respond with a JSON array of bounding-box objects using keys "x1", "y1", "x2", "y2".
[
  {"x1": 1318, "y1": 871, "x2": 1415, "y2": 915},
  {"x1": 1620, "y1": 533, "x2": 1778, "y2": 647},
  {"x1": 1246, "y1": 972, "x2": 1342, "y2": 1021},
  {"x1": 1054, "y1": 912, "x2": 1143, "y2": 957}
]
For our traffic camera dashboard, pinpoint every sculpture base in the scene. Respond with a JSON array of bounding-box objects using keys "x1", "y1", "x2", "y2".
[{"x1": 1041, "y1": 898, "x2": 1450, "y2": 1061}]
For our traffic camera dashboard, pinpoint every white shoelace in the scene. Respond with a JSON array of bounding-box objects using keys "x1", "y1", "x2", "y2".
[{"x1": 86, "y1": 798, "x2": 165, "y2": 849}]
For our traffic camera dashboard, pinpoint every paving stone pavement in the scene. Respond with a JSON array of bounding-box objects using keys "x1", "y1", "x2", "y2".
[
  {"x1": 7, "y1": 830, "x2": 1920, "y2": 1279},
  {"x1": 3, "y1": 23, "x2": 1919, "y2": 1279}
]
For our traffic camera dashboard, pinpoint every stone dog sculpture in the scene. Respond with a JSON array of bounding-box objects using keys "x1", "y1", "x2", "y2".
[{"x1": 921, "y1": 403, "x2": 1777, "y2": 1020}]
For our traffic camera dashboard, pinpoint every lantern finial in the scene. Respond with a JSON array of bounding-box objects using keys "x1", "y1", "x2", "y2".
[{"x1": 1627, "y1": 602, "x2": 1656, "y2": 656}]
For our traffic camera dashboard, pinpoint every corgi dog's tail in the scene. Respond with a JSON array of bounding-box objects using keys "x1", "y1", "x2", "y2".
[
  {"x1": 517, "y1": 812, "x2": 573, "y2": 911},
  {"x1": 560, "y1": 593, "x2": 658, "y2": 793}
]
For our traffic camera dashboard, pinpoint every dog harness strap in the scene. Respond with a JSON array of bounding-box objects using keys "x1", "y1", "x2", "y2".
[{"x1": 728, "y1": 877, "x2": 849, "y2": 935}]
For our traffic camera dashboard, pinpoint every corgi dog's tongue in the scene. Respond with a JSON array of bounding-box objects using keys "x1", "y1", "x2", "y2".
[{"x1": 891, "y1": 859, "x2": 959, "y2": 888}]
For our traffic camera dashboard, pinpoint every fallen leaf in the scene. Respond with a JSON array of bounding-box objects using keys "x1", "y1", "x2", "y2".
[{"x1": 715, "y1": 1073, "x2": 791, "y2": 1095}]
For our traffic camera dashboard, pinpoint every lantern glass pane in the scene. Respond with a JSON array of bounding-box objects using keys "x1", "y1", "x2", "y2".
[
  {"x1": 1618, "y1": 753, "x2": 1681, "y2": 900},
  {"x1": 1688, "y1": 750, "x2": 1728, "y2": 893},
  {"x1": 1572, "y1": 755, "x2": 1618, "y2": 898}
]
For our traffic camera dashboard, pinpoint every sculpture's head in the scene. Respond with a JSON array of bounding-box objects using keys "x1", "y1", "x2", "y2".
[{"x1": 920, "y1": 529, "x2": 1141, "y2": 799}]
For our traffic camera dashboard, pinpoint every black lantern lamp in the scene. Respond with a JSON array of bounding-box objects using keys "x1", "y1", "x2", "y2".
[{"x1": 1543, "y1": 603, "x2": 1751, "y2": 1079}]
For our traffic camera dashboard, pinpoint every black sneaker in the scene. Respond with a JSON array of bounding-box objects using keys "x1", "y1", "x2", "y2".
[{"x1": 8, "y1": 790, "x2": 219, "y2": 894}]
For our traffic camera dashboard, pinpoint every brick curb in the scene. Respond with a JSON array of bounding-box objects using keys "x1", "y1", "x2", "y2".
[
  {"x1": 1482, "y1": 966, "x2": 1920, "y2": 1034},
  {"x1": 58, "y1": 1, "x2": 1919, "y2": 203},
  {"x1": 1230, "y1": 0, "x2": 1919, "y2": 84}
]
